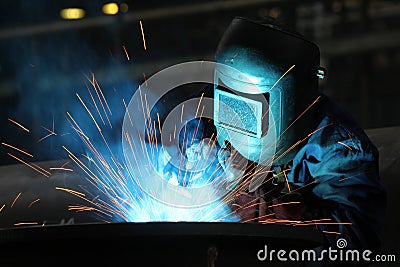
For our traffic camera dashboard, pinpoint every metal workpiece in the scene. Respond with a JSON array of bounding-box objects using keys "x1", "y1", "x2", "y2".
[{"x1": 0, "y1": 222, "x2": 323, "y2": 266}]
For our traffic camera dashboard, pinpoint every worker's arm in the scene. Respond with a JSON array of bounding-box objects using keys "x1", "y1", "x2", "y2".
[{"x1": 287, "y1": 120, "x2": 387, "y2": 251}]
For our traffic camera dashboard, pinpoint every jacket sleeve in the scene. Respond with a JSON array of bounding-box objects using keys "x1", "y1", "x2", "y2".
[{"x1": 287, "y1": 118, "x2": 387, "y2": 251}]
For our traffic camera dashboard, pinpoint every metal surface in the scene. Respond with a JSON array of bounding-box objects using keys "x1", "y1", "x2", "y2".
[
  {"x1": 0, "y1": 158, "x2": 324, "y2": 266},
  {"x1": 0, "y1": 222, "x2": 323, "y2": 266},
  {"x1": 0, "y1": 126, "x2": 398, "y2": 266},
  {"x1": 0, "y1": 159, "x2": 98, "y2": 228}
]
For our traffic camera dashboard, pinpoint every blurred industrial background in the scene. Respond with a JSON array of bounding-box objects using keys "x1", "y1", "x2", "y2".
[{"x1": 0, "y1": 0, "x2": 399, "y2": 165}]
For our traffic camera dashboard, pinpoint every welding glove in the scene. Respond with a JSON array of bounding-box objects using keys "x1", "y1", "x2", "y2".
[
  {"x1": 270, "y1": 192, "x2": 307, "y2": 221},
  {"x1": 183, "y1": 138, "x2": 221, "y2": 187},
  {"x1": 217, "y1": 146, "x2": 247, "y2": 191},
  {"x1": 157, "y1": 138, "x2": 223, "y2": 187}
]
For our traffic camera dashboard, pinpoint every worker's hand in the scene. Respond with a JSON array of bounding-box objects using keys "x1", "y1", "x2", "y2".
[
  {"x1": 234, "y1": 191, "x2": 259, "y2": 221},
  {"x1": 230, "y1": 187, "x2": 268, "y2": 222},
  {"x1": 217, "y1": 146, "x2": 247, "y2": 191},
  {"x1": 270, "y1": 193, "x2": 306, "y2": 221},
  {"x1": 156, "y1": 139, "x2": 223, "y2": 187}
]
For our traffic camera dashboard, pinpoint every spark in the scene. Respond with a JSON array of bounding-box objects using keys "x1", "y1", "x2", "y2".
[
  {"x1": 66, "y1": 112, "x2": 84, "y2": 133},
  {"x1": 281, "y1": 95, "x2": 322, "y2": 138},
  {"x1": 297, "y1": 222, "x2": 352, "y2": 226},
  {"x1": 60, "y1": 141, "x2": 136, "y2": 217},
  {"x1": 269, "y1": 64, "x2": 295, "y2": 92},
  {"x1": 123, "y1": 98, "x2": 134, "y2": 127},
  {"x1": 14, "y1": 222, "x2": 39, "y2": 226},
  {"x1": 85, "y1": 73, "x2": 113, "y2": 120},
  {"x1": 68, "y1": 205, "x2": 98, "y2": 212},
  {"x1": 192, "y1": 92, "x2": 204, "y2": 143},
  {"x1": 154, "y1": 120, "x2": 158, "y2": 150},
  {"x1": 347, "y1": 132, "x2": 356, "y2": 147},
  {"x1": 1, "y1": 142, "x2": 33, "y2": 157},
  {"x1": 274, "y1": 122, "x2": 333, "y2": 162},
  {"x1": 194, "y1": 92, "x2": 205, "y2": 118},
  {"x1": 6, "y1": 153, "x2": 51, "y2": 178},
  {"x1": 338, "y1": 141, "x2": 353, "y2": 150},
  {"x1": 124, "y1": 132, "x2": 143, "y2": 177},
  {"x1": 138, "y1": 88, "x2": 155, "y2": 158},
  {"x1": 61, "y1": 161, "x2": 71, "y2": 168},
  {"x1": 267, "y1": 201, "x2": 301, "y2": 209},
  {"x1": 157, "y1": 112, "x2": 162, "y2": 134},
  {"x1": 139, "y1": 20, "x2": 147, "y2": 50},
  {"x1": 322, "y1": 230, "x2": 342, "y2": 235},
  {"x1": 191, "y1": 104, "x2": 205, "y2": 144},
  {"x1": 337, "y1": 172, "x2": 366, "y2": 182},
  {"x1": 11, "y1": 193, "x2": 22, "y2": 208},
  {"x1": 143, "y1": 73, "x2": 148, "y2": 87},
  {"x1": 76, "y1": 93, "x2": 102, "y2": 132},
  {"x1": 28, "y1": 198, "x2": 40, "y2": 207},
  {"x1": 295, "y1": 218, "x2": 332, "y2": 224},
  {"x1": 31, "y1": 74, "x2": 239, "y2": 223},
  {"x1": 85, "y1": 79, "x2": 106, "y2": 126},
  {"x1": 182, "y1": 121, "x2": 188, "y2": 150},
  {"x1": 37, "y1": 132, "x2": 56, "y2": 143},
  {"x1": 38, "y1": 118, "x2": 57, "y2": 143},
  {"x1": 242, "y1": 213, "x2": 276, "y2": 223},
  {"x1": 241, "y1": 202, "x2": 264, "y2": 210},
  {"x1": 257, "y1": 96, "x2": 320, "y2": 163},
  {"x1": 56, "y1": 187, "x2": 86, "y2": 197},
  {"x1": 66, "y1": 112, "x2": 90, "y2": 141},
  {"x1": 260, "y1": 219, "x2": 303, "y2": 225},
  {"x1": 42, "y1": 116, "x2": 56, "y2": 134},
  {"x1": 173, "y1": 124, "x2": 177, "y2": 139},
  {"x1": 180, "y1": 103, "x2": 185, "y2": 123},
  {"x1": 90, "y1": 75, "x2": 113, "y2": 127},
  {"x1": 0, "y1": 204, "x2": 5, "y2": 212},
  {"x1": 122, "y1": 45, "x2": 130, "y2": 60},
  {"x1": 261, "y1": 181, "x2": 318, "y2": 211},
  {"x1": 283, "y1": 169, "x2": 291, "y2": 193},
  {"x1": 50, "y1": 167, "x2": 74, "y2": 172},
  {"x1": 8, "y1": 118, "x2": 30, "y2": 132},
  {"x1": 95, "y1": 75, "x2": 113, "y2": 116},
  {"x1": 62, "y1": 146, "x2": 100, "y2": 182}
]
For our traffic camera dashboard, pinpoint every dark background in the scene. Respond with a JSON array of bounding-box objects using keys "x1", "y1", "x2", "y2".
[
  {"x1": 0, "y1": 2, "x2": 399, "y2": 265},
  {"x1": 0, "y1": 0, "x2": 400, "y2": 166}
]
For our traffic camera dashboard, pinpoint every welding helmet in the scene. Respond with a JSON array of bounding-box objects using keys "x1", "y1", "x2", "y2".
[{"x1": 214, "y1": 17, "x2": 324, "y2": 167}]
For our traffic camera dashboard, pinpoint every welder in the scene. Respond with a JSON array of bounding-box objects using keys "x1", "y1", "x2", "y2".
[
  {"x1": 211, "y1": 16, "x2": 387, "y2": 255},
  {"x1": 153, "y1": 16, "x2": 387, "y2": 256}
]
